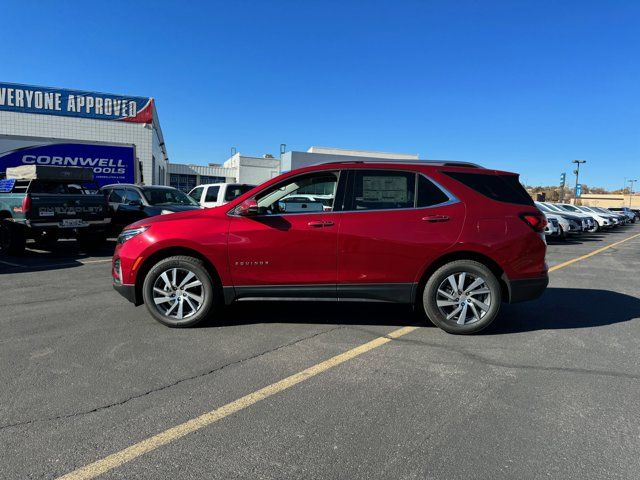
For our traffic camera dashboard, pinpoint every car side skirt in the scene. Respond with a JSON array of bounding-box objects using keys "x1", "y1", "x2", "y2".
[{"x1": 224, "y1": 283, "x2": 416, "y2": 305}]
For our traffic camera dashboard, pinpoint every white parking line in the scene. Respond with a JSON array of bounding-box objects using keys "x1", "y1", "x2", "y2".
[{"x1": 0, "y1": 259, "x2": 25, "y2": 268}]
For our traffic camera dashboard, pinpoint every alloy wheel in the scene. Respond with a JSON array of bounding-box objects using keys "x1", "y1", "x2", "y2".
[
  {"x1": 435, "y1": 272, "x2": 492, "y2": 326},
  {"x1": 152, "y1": 267, "x2": 205, "y2": 320}
]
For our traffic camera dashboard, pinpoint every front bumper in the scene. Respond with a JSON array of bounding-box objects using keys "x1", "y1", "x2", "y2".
[
  {"x1": 113, "y1": 282, "x2": 140, "y2": 305},
  {"x1": 505, "y1": 275, "x2": 549, "y2": 303}
]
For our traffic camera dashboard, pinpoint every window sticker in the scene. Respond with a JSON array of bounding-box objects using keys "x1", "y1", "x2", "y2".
[{"x1": 362, "y1": 176, "x2": 408, "y2": 202}]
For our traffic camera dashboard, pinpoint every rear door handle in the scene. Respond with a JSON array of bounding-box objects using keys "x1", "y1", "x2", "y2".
[
  {"x1": 308, "y1": 220, "x2": 334, "y2": 227},
  {"x1": 422, "y1": 215, "x2": 450, "y2": 223}
]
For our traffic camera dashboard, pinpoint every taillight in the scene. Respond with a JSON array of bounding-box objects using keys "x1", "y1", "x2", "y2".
[
  {"x1": 520, "y1": 212, "x2": 547, "y2": 232},
  {"x1": 21, "y1": 194, "x2": 31, "y2": 214}
]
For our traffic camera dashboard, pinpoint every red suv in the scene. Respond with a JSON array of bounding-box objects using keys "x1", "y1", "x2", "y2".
[{"x1": 112, "y1": 161, "x2": 548, "y2": 334}]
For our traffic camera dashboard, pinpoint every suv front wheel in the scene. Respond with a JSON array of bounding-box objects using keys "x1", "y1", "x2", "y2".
[
  {"x1": 142, "y1": 255, "x2": 215, "y2": 327},
  {"x1": 423, "y1": 260, "x2": 501, "y2": 334}
]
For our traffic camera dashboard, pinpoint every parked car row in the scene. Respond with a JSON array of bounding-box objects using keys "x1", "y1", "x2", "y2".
[{"x1": 535, "y1": 201, "x2": 637, "y2": 240}]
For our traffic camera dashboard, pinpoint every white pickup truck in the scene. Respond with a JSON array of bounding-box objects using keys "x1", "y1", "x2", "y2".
[{"x1": 188, "y1": 183, "x2": 256, "y2": 208}]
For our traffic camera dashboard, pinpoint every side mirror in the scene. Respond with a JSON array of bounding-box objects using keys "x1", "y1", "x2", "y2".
[{"x1": 237, "y1": 199, "x2": 258, "y2": 216}]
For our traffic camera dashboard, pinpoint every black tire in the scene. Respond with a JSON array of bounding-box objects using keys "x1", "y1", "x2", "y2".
[
  {"x1": 422, "y1": 260, "x2": 502, "y2": 334},
  {"x1": 558, "y1": 226, "x2": 567, "y2": 240},
  {"x1": 142, "y1": 255, "x2": 216, "y2": 327},
  {"x1": 0, "y1": 220, "x2": 26, "y2": 256}
]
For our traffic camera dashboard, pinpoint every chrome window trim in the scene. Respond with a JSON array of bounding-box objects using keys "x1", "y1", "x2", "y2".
[{"x1": 227, "y1": 169, "x2": 459, "y2": 218}]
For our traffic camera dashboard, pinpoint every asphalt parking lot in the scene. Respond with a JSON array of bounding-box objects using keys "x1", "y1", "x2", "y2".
[{"x1": 1, "y1": 225, "x2": 639, "y2": 480}]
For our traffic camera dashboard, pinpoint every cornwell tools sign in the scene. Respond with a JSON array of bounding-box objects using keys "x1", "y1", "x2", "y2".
[
  {"x1": 0, "y1": 82, "x2": 154, "y2": 123},
  {"x1": 0, "y1": 138, "x2": 136, "y2": 187}
]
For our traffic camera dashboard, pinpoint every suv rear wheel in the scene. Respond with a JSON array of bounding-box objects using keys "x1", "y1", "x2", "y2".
[
  {"x1": 142, "y1": 255, "x2": 215, "y2": 327},
  {"x1": 423, "y1": 260, "x2": 501, "y2": 334}
]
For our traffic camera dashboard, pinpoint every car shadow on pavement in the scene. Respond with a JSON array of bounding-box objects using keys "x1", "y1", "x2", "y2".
[
  {"x1": 213, "y1": 287, "x2": 639, "y2": 333},
  {"x1": 490, "y1": 287, "x2": 640, "y2": 333},
  {"x1": 547, "y1": 234, "x2": 606, "y2": 245},
  {"x1": 216, "y1": 301, "x2": 418, "y2": 328},
  {"x1": 0, "y1": 239, "x2": 116, "y2": 275}
]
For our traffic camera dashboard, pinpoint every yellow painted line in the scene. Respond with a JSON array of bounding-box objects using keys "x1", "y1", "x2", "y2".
[
  {"x1": 549, "y1": 232, "x2": 640, "y2": 272},
  {"x1": 56, "y1": 325, "x2": 418, "y2": 480}
]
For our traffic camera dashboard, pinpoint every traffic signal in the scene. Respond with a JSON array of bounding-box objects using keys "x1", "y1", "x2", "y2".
[{"x1": 560, "y1": 173, "x2": 566, "y2": 187}]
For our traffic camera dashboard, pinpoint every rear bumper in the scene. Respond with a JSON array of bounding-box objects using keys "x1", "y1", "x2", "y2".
[
  {"x1": 505, "y1": 274, "x2": 549, "y2": 303},
  {"x1": 25, "y1": 218, "x2": 111, "y2": 228},
  {"x1": 113, "y1": 282, "x2": 140, "y2": 305}
]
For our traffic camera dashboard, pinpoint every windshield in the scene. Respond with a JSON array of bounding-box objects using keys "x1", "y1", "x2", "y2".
[
  {"x1": 535, "y1": 202, "x2": 552, "y2": 213},
  {"x1": 560, "y1": 204, "x2": 579, "y2": 212},
  {"x1": 143, "y1": 188, "x2": 199, "y2": 206},
  {"x1": 543, "y1": 203, "x2": 563, "y2": 212}
]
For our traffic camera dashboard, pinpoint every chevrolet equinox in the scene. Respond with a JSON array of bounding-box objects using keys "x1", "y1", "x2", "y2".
[{"x1": 112, "y1": 161, "x2": 548, "y2": 334}]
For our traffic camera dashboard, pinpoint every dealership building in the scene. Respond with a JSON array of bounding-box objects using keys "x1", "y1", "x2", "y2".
[
  {"x1": 0, "y1": 81, "x2": 168, "y2": 187},
  {"x1": 168, "y1": 146, "x2": 419, "y2": 191},
  {"x1": 0, "y1": 82, "x2": 420, "y2": 192}
]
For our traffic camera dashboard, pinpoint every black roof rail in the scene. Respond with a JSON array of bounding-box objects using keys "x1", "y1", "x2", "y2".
[{"x1": 312, "y1": 159, "x2": 483, "y2": 168}]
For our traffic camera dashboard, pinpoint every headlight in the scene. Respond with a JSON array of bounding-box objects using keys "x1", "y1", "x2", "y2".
[
  {"x1": 161, "y1": 209, "x2": 175, "y2": 215},
  {"x1": 117, "y1": 226, "x2": 149, "y2": 245}
]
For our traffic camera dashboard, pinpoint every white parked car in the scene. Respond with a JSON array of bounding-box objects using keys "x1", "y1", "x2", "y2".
[
  {"x1": 543, "y1": 213, "x2": 561, "y2": 237},
  {"x1": 551, "y1": 203, "x2": 598, "y2": 232},
  {"x1": 583, "y1": 206, "x2": 620, "y2": 226},
  {"x1": 535, "y1": 202, "x2": 582, "y2": 238},
  {"x1": 189, "y1": 183, "x2": 256, "y2": 208},
  {"x1": 574, "y1": 206, "x2": 612, "y2": 230}
]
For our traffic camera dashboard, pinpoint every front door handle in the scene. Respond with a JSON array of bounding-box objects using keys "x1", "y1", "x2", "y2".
[
  {"x1": 422, "y1": 215, "x2": 450, "y2": 223},
  {"x1": 308, "y1": 220, "x2": 334, "y2": 227}
]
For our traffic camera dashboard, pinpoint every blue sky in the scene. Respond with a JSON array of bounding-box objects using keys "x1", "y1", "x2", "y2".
[{"x1": 1, "y1": 0, "x2": 638, "y2": 189}]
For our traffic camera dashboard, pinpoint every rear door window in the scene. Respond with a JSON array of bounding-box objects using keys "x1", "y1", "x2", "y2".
[
  {"x1": 347, "y1": 170, "x2": 416, "y2": 211},
  {"x1": 205, "y1": 186, "x2": 220, "y2": 202},
  {"x1": 444, "y1": 171, "x2": 533, "y2": 206}
]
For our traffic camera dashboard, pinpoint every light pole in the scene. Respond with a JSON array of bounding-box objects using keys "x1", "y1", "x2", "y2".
[
  {"x1": 572, "y1": 160, "x2": 586, "y2": 203},
  {"x1": 629, "y1": 179, "x2": 637, "y2": 207}
]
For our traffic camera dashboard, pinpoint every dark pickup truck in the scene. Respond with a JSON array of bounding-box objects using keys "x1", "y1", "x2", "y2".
[{"x1": 0, "y1": 165, "x2": 111, "y2": 255}]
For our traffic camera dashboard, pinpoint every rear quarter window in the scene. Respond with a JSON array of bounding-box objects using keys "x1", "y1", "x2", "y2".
[
  {"x1": 417, "y1": 175, "x2": 450, "y2": 207},
  {"x1": 444, "y1": 171, "x2": 533, "y2": 206}
]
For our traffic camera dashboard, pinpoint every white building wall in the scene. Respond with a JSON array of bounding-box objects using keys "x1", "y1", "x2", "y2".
[
  {"x1": 168, "y1": 163, "x2": 236, "y2": 179},
  {"x1": 0, "y1": 110, "x2": 166, "y2": 185},
  {"x1": 237, "y1": 157, "x2": 280, "y2": 185},
  {"x1": 281, "y1": 148, "x2": 421, "y2": 172},
  {"x1": 306, "y1": 146, "x2": 419, "y2": 160}
]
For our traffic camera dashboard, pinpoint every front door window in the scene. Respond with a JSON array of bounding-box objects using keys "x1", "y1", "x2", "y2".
[{"x1": 255, "y1": 172, "x2": 339, "y2": 215}]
